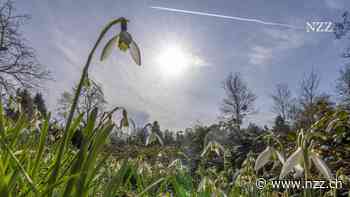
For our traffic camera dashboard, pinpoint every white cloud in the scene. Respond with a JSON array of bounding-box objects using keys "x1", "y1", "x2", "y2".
[
  {"x1": 324, "y1": 0, "x2": 344, "y2": 9},
  {"x1": 248, "y1": 28, "x2": 306, "y2": 65},
  {"x1": 245, "y1": 111, "x2": 275, "y2": 127},
  {"x1": 51, "y1": 28, "x2": 85, "y2": 68},
  {"x1": 249, "y1": 46, "x2": 273, "y2": 65}
]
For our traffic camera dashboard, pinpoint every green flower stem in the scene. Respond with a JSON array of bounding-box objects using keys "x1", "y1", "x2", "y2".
[
  {"x1": 65, "y1": 17, "x2": 126, "y2": 137},
  {"x1": 47, "y1": 17, "x2": 126, "y2": 196},
  {"x1": 303, "y1": 146, "x2": 311, "y2": 197},
  {"x1": 136, "y1": 177, "x2": 165, "y2": 197}
]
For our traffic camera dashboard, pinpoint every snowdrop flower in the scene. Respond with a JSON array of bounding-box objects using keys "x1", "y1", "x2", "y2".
[
  {"x1": 254, "y1": 130, "x2": 285, "y2": 171},
  {"x1": 100, "y1": 18, "x2": 141, "y2": 65},
  {"x1": 145, "y1": 132, "x2": 164, "y2": 146},
  {"x1": 279, "y1": 131, "x2": 333, "y2": 179},
  {"x1": 254, "y1": 146, "x2": 285, "y2": 171},
  {"x1": 200, "y1": 141, "x2": 225, "y2": 158},
  {"x1": 143, "y1": 123, "x2": 164, "y2": 146}
]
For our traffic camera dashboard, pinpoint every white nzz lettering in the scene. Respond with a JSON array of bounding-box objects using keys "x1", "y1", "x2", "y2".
[{"x1": 306, "y1": 21, "x2": 334, "y2": 32}]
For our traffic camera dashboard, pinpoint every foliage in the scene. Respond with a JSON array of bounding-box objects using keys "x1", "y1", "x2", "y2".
[
  {"x1": 336, "y1": 64, "x2": 350, "y2": 111},
  {"x1": 334, "y1": 11, "x2": 350, "y2": 57},
  {"x1": 272, "y1": 115, "x2": 290, "y2": 136},
  {"x1": 33, "y1": 93, "x2": 48, "y2": 117}
]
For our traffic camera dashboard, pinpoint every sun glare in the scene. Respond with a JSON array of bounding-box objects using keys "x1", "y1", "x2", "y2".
[{"x1": 156, "y1": 45, "x2": 190, "y2": 78}]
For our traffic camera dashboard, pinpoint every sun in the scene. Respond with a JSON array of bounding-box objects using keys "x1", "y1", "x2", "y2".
[{"x1": 156, "y1": 45, "x2": 190, "y2": 78}]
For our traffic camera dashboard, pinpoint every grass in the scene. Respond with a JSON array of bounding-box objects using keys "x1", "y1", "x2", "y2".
[{"x1": 0, "y1": 99, "x2": 349, "y2": 196}]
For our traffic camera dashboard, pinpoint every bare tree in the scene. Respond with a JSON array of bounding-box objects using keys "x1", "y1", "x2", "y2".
[
  {"x1": 0, "y1": 1, "x2": 49, "y2": 93},
  {"x1": 300, "y1": 69, "x2": 320, "y2": 107},
  {"x1": 271, "y1": 83, "x2": 292, "y2": 121},
  {"x1": 58, "y1": 78, "x2": 106, "y2": 124},
  {"x1": 287, "y1": 98, "x2": 300, "y2": 123},
  {"x1": 298, "y1": 69, "x2": 321, "y2": 127},
  {"x1": 220, "y1": 72, "x2": 256, "y2": 130}
]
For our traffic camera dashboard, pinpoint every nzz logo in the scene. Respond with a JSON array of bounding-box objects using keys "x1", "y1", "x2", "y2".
[{"x1": 306, "y1": 21, "x2": 334, "y2": 32}]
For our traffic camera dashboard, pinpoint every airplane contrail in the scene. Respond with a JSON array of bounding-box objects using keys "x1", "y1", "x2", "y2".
[{"x1": 150, "y1": 6, "x2": 303, "y2": 30}]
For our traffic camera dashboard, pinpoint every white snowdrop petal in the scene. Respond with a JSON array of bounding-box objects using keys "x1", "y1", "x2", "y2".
[
  {"x1": 311, "y1": 152, "x2": 333, "y2": 179},
  {"x1": 100, "y1": 35, "x2": 119, "y2": 61},
  {"x1": 254, "y1": 146, "x2": 273, "y2": 171},
  {"x1": 156, "y1": 134, "x2": 164, "y2": 146},
  {"x1": 274, "y1": 149, "x2": 286, "y2": 164},
  {"x1": 129, "y1": 41, "x2": 141, "y2": 65},
  {"x1": 280, "y1": 147, "x2": 303, "y2": 179}
]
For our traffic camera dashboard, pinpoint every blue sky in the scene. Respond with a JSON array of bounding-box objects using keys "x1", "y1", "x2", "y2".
[{"x1": 17, "y1": 0, "x2": 350, "y2": 129}]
